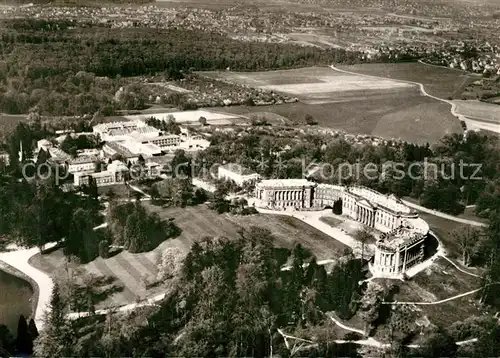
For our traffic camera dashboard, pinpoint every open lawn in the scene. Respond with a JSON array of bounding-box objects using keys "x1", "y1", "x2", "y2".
[
  {"x1": 337, "y1": 62, "x2": 478, "y2": 100},
  {"x1": 415, "y1": 211, "x2": 485, "y2": 263},
  {"x1": 216, "y1": 94, "x2": 460, "y2": 145},
  {"x1": 29, "y1": 204, "x2": 348, "y2": 309},
  {"x1": 319, "y1": 216, "x2": 343, "y2": 228},
  {"x1": 383, "y1": 257, "x2": 488, "y2": 327},
  {"x1": 203, "y1": 66, "x2": 462, "y2": 144},
  {"x1": 97, "y1": 184, "x2": 130, "y2": 198},
  {"x1": 145, "y1": 204, "x2": 349, "y2": 260},
  {"x1": 201, "y1": 66, "x2": 414, "y2": 101}
]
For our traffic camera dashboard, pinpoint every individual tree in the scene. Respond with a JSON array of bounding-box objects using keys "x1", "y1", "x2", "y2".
[
  {"x1": 304, "y1": 114, "x2": 318, "y2": 125},
  {"x1": 450, "y1": 226, "x2": 480, "y2": 266},
  {"x1": 99, "y1": 240, "x2": 109, "y2": 258},
  {"x1": 15, "y1": 315, "x2": 33, "y2": 355},
  {"x1": 238, "y1": 197, "x2": 248, "y2": 210},
  {"x1": 149, "y1": 184, "x2": 160, "y2": 202},
  {"x1": 193, "y1": 187, "x2": 207, "y2": 204},
  {"x1": 65, "y1": 208, "x2": 100, "y2": 263},
  {"x1": 386, "y1": 305, "x2": 416, "y2": 347},
  {"x1": 479, "y1": 209, "x2": 500, "y2": 308},
  {"x1": 34, "y1": 283, "x2": 75, "y2": 358},
  {"x1": 198, "y1": 116, "x2": 207, "y2": 126},
  {"x1": 355, "y1": 228, "x2": 374, "y2": 260},
  {"x1": 359, "y1": 281, "x2": 384, "y2": 335},
  {"x1": 167, "y1": 114, "x2": 176, "y2": 125},
  {"x1": 171, "y1": 150, "x2": 191, "y2": 178},
  {"x1": 157, "y1": 247, "x2": 186, "y2": 281},
  {"x1": 27, "y1": 319, "x2": 38, "y2": 341},
  {"x1": 105, "y1": 188, "x2": 116, "y2": 201}
]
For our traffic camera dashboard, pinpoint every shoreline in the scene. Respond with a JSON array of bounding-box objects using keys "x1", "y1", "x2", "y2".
[
  {"x1": 0, "y1": 243, "x2": 57, "y2": 330},
  {"x1": 0, "y1": 260, "x2": 39, "y2": 323}
]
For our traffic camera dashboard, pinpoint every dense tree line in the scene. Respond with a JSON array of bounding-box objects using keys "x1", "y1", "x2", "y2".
[
  {"x1": 145, "y1": 116, "x2": 181, "y2": 135},
  {"x1": 0, "y1": 19, "x2": 361, "y2": 116},
  {"x1": 0, "y1": 315, "x2": 38, "y2": 357},
  {"x1": 59, "y1": 134, "x2": 101, "y2": 158},
  {"x1": 106, "y1": 200, "x2": 181, "y2": 253},
  {"x1": 33, "y1": 222, "x2": 500, "y2": 357},
  {"x1": 0, "y1": 174, "x2": 101, "y2": 252}
]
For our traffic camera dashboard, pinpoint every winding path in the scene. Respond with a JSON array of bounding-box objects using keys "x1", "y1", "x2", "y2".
[
  {"x1": 329, "y1": 65, "x2": 500, "y2": 135},
  {"x1": 278, "y1": 313, "x2": 479, "y2": 352},
  {"x1": 0, "y1": 242, "x2": 57, "y2": 329}
]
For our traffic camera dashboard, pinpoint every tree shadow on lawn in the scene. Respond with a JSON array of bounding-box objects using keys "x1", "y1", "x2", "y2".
[{"x1": 72, "y1": 275, "x2": 124, "y2": 311}]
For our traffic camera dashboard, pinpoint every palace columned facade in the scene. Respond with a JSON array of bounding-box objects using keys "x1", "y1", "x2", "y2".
[
  {"x1": 370, "y1": 224, "x2": 426, "y2": 277},
  {"x1": 255, "y1": 179, "x2": 316, "y2": 209},
  {"x1": 254, "y1": 179, "x2": 430, "y2": 278}
]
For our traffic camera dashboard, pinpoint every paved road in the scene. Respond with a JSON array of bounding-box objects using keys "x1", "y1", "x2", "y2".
[
  {"x1": 400, "y1": 199, "x2": 486, "y2": 227},
  {"x1": 66, "y1": 291, "x2": 167, "y2": 320}
]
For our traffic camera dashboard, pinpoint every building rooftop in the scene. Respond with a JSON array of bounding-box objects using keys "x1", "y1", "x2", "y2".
[
  {"x1": 155, "y1": 134, "x2": 181, "y2": 140},
  {"x1": 122, "y1": 140, "x2": 162, "y2": 156},
  {"x1": 68, "y1": 155, "x2": 98, "y2": 164},
  {"x1": 94, "y1": 120, "x2": 142, "y2": 132},
  {"x1": 219, "y1": 163, "x2": 258, "y2": 176},
  {"x1": 48, "y1": 148, "x2": 71, "y2": 161},
  {"x1": 348, "y1": 186, "x2": 412, "y2": 215},
  {"x1": 107, "y1": 160, "x2": 129, "y2": 173},
  {"x1": 104, "y1": 141, "x2": 136, "y2": 158},
  {"x1": 256, "y1": 179, "x2": 315, "y2": 188},
  {"x1": 378, "y1": 219, "x2": 428, "y2": 249},
  {"x1": 37, "y1": 139, "x2": 52, "y2": 146}
]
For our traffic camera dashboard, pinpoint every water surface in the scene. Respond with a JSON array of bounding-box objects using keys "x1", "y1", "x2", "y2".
[{"x1": 0, "y1": 269, "x2": 33, "y2": 333}]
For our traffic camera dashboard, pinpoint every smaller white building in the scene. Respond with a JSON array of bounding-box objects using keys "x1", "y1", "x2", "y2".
[
  {"x1": 67, "y1": 156, "x2": 98, "y2": 174},
  {"x1": 37, "y1": 139, "x2": 53, "y2": 151},
  {"x1": 150, "y1": 134, "x2": 181, "y2": 149},
  {"x1": 74, "y1": 160, "x2": 129, "y2": 187},
  {"x1": 218, "y1": 163, "x2": 260, "y2": 187}
]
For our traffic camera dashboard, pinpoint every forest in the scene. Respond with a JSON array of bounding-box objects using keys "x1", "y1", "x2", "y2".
[
  {"x1": 30, "y1": 221, "x2": 500, "y2": 358},
  {"x1": 0, "y1": 18, "x2": 360, "y2": 116}
]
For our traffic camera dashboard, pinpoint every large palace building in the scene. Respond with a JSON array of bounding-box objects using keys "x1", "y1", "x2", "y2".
[{"x1": 254, "y1": 179, "x2": 429, "y2": 278}]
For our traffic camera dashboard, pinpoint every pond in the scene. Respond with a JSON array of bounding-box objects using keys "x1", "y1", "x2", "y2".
[{"x1": 0, "y1": 269, "x2": 33, "y2": 333}]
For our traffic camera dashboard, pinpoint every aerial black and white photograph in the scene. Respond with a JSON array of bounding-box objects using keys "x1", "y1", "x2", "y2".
[{"x1": 0, "y1": 0, "x2": 499, "y2": 356}]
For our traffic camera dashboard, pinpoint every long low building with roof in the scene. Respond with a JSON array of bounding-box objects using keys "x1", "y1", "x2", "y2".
[
  {"x1": 218, "y1": 163, "x2": 260, "y2": 187},
  {"x1": 254, "y1": 179, "x2": 430, "y2": 278}
]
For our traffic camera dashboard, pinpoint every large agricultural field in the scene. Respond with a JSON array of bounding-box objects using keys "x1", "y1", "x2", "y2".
[
  {"x1": 29, "y1": 203, "x2": 348, "y2": 309},
  {"x1": 452, "y1": 100, "x2": 500, "y2": 123},
  {"x1": 337, "y1": 62, "x2": 478, "y2": 100},
  {"x1": 203, "y1": 66, "x2": 462, "y2": 144}
]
